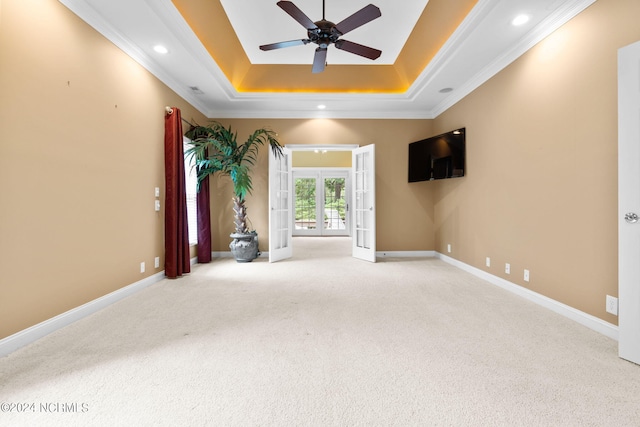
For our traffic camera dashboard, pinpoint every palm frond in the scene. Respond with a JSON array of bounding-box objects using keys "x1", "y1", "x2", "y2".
[
  {"x1": 185, "y1": 121, "x2": 284, "y2": 232},
  {"x1": 230, "y1": 164, "x2": 251, "y2": 201}
]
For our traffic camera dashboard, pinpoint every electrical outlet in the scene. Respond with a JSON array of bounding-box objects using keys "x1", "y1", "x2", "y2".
[
  {"x1": 606, "y1": 295, "x2": 618, "y2": 316},
  {"x1": 524, "y1": 269, "x2": 530, "y2": 282},
  {"x1": 486, "y1": 257, "x2": 491, "y2": 267},
  {"x1": 154, "y1": 257, "x2": 160, "y2": 268},
  {"x1": 505, "y1": 263, "x2": 510, "y2": 274},
  {"x1": 140, "y1": 262, "x2": 145, "y2": 273},
  {"x1": 447, "y1": 244, "x2": 451, "y2": 253}
]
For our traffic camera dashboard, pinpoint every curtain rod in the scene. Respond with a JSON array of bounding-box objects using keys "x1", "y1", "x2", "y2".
[{"x1": 165, "y1": 106, "x2": 197, "y2": 128}]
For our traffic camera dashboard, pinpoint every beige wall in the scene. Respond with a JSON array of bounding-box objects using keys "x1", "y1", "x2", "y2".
[
  {"x1": 293, "y1": 151, "x2": 352, "y2": 168},
  {"x1": 2, "y1": 0, "x2": 638, "y2": 341},
  {"x1": 202, "y1": 119, "x2": 435, "y2": 254},
  {"x1": 0, "y1": 0, "x2": 207, "y2": 338},
  {"x1": 432, "y1": 0, "x2": 640, "y2": 324}
]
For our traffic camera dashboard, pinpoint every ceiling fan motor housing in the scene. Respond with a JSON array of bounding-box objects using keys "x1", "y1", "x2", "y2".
[{"x1": 308, "y1": 20, "x2": 341, "y2": 49}]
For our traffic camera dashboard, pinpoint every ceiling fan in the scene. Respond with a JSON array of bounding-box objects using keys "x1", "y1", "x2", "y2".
[{"x1": 259, "y1": 0, "x2": 382, "y2": 73}]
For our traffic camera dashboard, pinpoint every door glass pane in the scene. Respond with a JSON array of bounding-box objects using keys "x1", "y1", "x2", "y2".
[
  {"x1": 278, "y1": 189, "x2": 289, "y2": 210},
  {"x1": 354, "y1": 151, "x2": 371, "y2": 249},
  {"x1": 274, "y1": 152, "x2": 290, "y2": 250},
  {"x1": 323, "y1": 177, "x2": 346, "y2": 230},
  {"x1": 295, "y1": 178, "x2": 316, "y2": 230}
]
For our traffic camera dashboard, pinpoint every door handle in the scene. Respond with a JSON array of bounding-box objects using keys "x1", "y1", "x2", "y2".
[{"x1": 625, "y1": 212, "x2": 639, "y2": 223}]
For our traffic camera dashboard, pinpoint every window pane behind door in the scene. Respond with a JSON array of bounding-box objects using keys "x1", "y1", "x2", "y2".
[
  {"x1": 324, "y1": 178, "x2": 346, "y2": 230},
  {"x1": 295, "y1": 178, "x2": 316, "y2": 230}
]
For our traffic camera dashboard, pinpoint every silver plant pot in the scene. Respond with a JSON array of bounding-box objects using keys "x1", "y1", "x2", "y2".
[{"x1": 229, "y1": 232, "x2": 259, "y2": 263}]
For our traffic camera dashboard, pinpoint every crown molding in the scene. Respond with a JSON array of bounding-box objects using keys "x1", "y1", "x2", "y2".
[{"x1": 58, "y1": 0, "x2": 598, "y2": 121}]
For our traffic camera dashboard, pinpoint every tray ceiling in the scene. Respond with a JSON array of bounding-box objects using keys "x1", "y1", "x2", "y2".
[{"x1": 58, "y1": 0, "x2": 596, "y2": 119}]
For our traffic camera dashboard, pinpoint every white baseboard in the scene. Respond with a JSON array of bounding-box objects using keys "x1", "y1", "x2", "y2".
[
  {"x1": 377, "y1": 250, "x2": 436, "y2": 258},
  {"x1": 436, "y1": 253, "x2": 619, "y2": 341},
  {"x1": 211, "y1": 251, "x2": 269, "y2": 258},
  {"x1": 0, "y1": 270, "x2": 167, "y2": 358},
  {"x1": 211, "y1": 251, "x2": 233, "y2": 258},
  {"x1": 213, "y1": 251, "x2": 435, "y2": 259}
]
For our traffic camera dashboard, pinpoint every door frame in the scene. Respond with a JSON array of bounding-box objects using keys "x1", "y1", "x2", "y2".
[{"x1": 270, "y1": 144, "x2": 374, "y2": 260}]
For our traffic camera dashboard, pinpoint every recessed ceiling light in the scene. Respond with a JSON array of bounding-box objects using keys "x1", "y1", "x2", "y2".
[
  {"x1": 439, "y1": 88, "x2": 453, "y2": 93},
  {"x1": 512, "y1": 14, "x2": 530, "y2": 26},
  {"x1": 317, "y1": 104, "x2": 326, "y2": 110},
  {"x1": 153, "y1": 45, "x2": 169, "y2": 54}
]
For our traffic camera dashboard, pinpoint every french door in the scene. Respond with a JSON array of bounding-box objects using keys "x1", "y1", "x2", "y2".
[
  {"x1": 352, "y1": 145, "x2": 376, "y2": 262},
  {"x1": 269, "y1": 146, "x2": 292, "y2": 262},
  {"x1": 618, "y1": 39, "x2": 640, "y2": 365},
  {"x1": 293, "y1": 169, "x2": 350, "y2": 236}
]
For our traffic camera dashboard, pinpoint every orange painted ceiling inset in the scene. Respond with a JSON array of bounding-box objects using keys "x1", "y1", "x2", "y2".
[{"x1": 172, "y1": 0, "x2": 478, "y2": 93}]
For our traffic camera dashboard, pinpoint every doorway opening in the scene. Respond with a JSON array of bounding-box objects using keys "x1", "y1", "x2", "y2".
[
  {"x1": 293, "y1": 169, "x2": 350, "y2": 236},
  {"x1": 269, "y1": 144, "x2": 376, "y2": 263}
]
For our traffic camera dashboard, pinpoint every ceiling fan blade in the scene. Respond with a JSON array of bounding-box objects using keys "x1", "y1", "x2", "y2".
[
  {"x1": 312, "y1": 47, "x2": 327, "y2": 73},
  {"x1": 277, "y1": 1, "x2": 318, "y2": 30},
  {"x1": 334, "y1": 39, "x2": 381, "y2": 60},
  {"x1": 260, "y1": 39, "x2": 310, "y2": 51},
  {"x1": 334, "y1": 4, "x2": 381, "y2": 36}
]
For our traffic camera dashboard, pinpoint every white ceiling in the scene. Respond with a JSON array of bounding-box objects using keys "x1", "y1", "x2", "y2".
[
  {"x1": 58, "y1": 0, "x2": 596, "y2": 119},
  {"x1": 221, "y1": 0, "x2": 429, "y2": 65}
]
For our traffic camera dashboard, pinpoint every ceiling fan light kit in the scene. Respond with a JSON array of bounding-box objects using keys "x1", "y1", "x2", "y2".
[{"x1": 259, "y1": 0, "x2": 382, "y2": 73}]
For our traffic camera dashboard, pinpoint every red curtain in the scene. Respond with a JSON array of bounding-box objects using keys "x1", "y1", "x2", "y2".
[
  {"x1": 164, "y1": 107, "x2": 191, "y2": 278},
  {"x1": 197, "y1": 175, "x2": 212, "y2": 263}
]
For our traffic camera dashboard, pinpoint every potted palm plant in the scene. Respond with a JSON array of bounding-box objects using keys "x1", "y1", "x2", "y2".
[{"x1": 185, "y1": 122, "x2": 283, "y2": 262}]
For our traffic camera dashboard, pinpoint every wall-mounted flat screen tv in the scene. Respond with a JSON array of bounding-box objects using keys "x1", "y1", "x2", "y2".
[{"x1": 408, "y1": 128, "x2": 465, "y2": 182}]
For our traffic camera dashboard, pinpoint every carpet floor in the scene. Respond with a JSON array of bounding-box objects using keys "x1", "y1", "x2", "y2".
[{"x1": 1, "y1": 237, "x2": 639, "y2": 426}]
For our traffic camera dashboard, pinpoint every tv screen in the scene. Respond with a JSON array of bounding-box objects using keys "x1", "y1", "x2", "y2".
[{"x1": 408, "y1": 128, "x2": 465, "y2": 182}]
